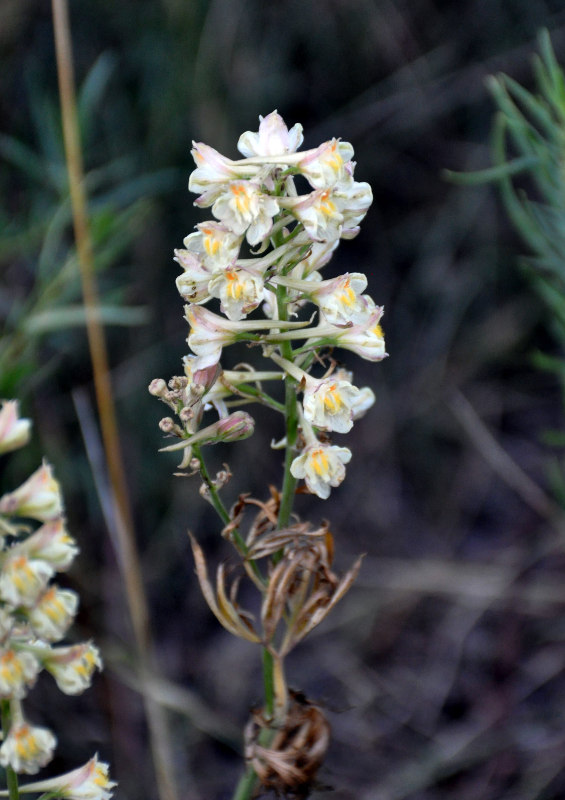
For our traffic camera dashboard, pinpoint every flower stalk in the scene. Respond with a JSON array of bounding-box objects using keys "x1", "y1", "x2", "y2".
[{"x1": 151, "y1": 110, "x2": 386, "y2": 797}]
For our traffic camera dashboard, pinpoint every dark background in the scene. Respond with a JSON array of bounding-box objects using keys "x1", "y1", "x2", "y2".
[{"x1": 2, "y1": 1, "x2": 565, "y2": 798}]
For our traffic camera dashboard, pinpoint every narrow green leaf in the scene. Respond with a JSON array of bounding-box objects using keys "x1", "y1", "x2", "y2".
[
  {"x1": 23, "y1": 305, "x2": 150, "y2": 334},
  {"x1": 443, "y1": 155, "x2": 539, "y2": 186},
  {"x1": 502, "y1": 74, "x2": 557, "y2": 140}
]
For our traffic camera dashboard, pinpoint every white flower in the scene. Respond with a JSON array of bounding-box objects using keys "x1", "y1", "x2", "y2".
[
  {"x1": 297, "y1": 139, "x2": 354, "y2": 189},
  {"x1": 302, "y1": 377, "x2": 361, "y2": 433},
  {"x1": 18, "y1": 518, "x2": 79, "y2": 571},
  {"x1": 333, "y1": 177, "x2": 373, "y2": 239},
  {"x1": 284, "y1": 189, "x2": 343, "y2": 242},
  {"x1": 211, "y1": 181, "x2": 280, "y2": 246},
  {"x1": 17, "y1": 754, "x2": 116, "y2": 799},
  {"x1": 183, "y1": 221, "x2": 243, "y2": 270},
  {"x1": 272, "y1": 271, "x2": 374, "y2": 326},
  {"x1": 0, "y1": 719, "x2": 56, "y2": 774},
  {"x1": 0, "y1": 648, "x2": 41, "y2": 699},
  {"x1": 290, "y1": 442, "x2": 352, "y2": 499},
  {"x1": 351, "y1": 386, "x2": 376, "y2": 420},
  {"x1": 314, "y1": 273, "x2": 374, "y2": 325},
  {"x1": 44, "y1": 642, "x2": 102, "y2": 695},
  {"x1": 334, "y1": 308, "x2": 387, "y2": 361},
  {"x1": 27, "y1": 585, "x2": 79, "y2": 641},
  {"x1": 185, "y1": 304, "x2": 310, "y2": 368},
  {"x1": 208, "y1": 267, "x2": 265, "y2": 320},
  {"x1": 0, "y1": 553, "x2": 54, "y2": 607},
  {"x1": 189, "y1": 142, "x2": 257, "y2": 206},
  {"x1": 238, "y1": 110, "x2": 304, "y2": 157},
  {"x1": 0, "y1": 461, "x2": 63, "y2": 522},
  {"x1": 185, "y1": 305, "x2": 238, "y2": 368},
  {"x1": 294, "y1": 238, "x2": 339, "y2": 277},
  {"x1": 174, "y1": 249, "x2": 213, "y2": 304},
  {"x1": 0, "y1": 401, "x2": 31, "y2": 455}
]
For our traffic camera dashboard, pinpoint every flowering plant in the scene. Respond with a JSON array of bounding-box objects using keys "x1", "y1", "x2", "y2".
[
  {"x1": 151, "y1": 111, "x2": 386, "y2": 797},
  {"x1": 0, "y1": 401, "x2": 115, "y2": 800}
]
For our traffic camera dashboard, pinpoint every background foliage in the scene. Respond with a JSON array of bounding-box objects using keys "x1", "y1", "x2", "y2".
[{"x1": 3, "y1": 1, "x2": 565, "y2": 798}]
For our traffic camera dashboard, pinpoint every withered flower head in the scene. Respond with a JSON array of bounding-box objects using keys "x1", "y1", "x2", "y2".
[
  {"x1": 244, "y1": 691, "x2": 330, "y2": 795},
  {"x1": 260, "y1": 524, "x2": 363, "y2": 656}
]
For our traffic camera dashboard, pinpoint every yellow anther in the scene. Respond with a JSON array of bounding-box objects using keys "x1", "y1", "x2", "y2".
[
  {"x1": 231, "y1": 184, "x2": 250, "y2": 214},
  {"x1": 323, "y1": 385, "x2": 343, "y2": 413},
  {"x1": 311, "y1": 449, "x2": 329, "y2": 476}
]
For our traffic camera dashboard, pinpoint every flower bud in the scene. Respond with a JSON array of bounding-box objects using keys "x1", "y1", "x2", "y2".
[
  {"x1": 216, "y1": 411, "x2": 255, "y2": 442},
  {"x1": 148, "y1": 378, "x2": 168, "y2": 397}
]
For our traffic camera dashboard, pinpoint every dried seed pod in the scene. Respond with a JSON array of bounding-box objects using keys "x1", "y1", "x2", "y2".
[{"x1": 244, "y1": 691, "x2": 330, "y2": 795}]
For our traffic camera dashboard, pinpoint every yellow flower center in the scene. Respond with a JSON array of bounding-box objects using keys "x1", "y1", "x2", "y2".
[
  {"x1": 318, "y1": 191, "x2": 338, "y2": 218},
  {"x1": 225, "y1": 270, "x2": 244, "y2": 300},
  {"x1": 231, "y1": 184, "x2": 251, "y2": 214},
  {"x1": 323, "y1": 384, "x2": 343, "y2": 413},
  {"x1": 15, "y1": 726, "x2": 40, "y2": 758},
  {"x1": 202, "y1": 233, "x2": 220, "y2": 257},
  {"x1": 310, "y1": 449, "x2": 329, "y2": 476},
  {"x1": 338, "y1": 278, "x2": 355, "y2": 307},
  {"x1": 325, "y1": 142, "x2": 343, "y2": 172}
]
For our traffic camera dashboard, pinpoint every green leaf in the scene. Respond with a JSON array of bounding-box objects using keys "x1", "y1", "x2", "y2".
[
  {"x1": 23, "y1": 305, "x2": 150, "y2": 334},
  {"x1": 442, "y1": 155, "x2": 539, "y2": 186}
]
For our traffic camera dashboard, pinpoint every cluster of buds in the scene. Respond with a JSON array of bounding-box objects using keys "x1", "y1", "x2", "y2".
[
  {"x1": 0, "y1": 401, "x2": 115, "y2": 798},
  {"x1": 151, "y1": 110, "x2": 386, "y2": 498},
  {"x1": 152, "y1": 111, "x2": 385, "y2": 795}
]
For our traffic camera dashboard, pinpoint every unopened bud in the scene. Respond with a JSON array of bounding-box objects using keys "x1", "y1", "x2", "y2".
[
  {"x1": 216, "y1": 411, "x2": 255, "y2": 442},
  {"x1": 159, "y1": 417, "x2": 175, "y2": 433},
  {"x1": 148, "y1": 379, "x2": 168, "y2": 397},
  {"x1": 179, "y1": 407, "x2": 194, "y2": 424},
  {"x1": 168, "y1": 376, "x2": 187, "y2": 391}
]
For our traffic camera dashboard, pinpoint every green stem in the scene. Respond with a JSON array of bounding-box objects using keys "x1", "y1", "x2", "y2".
[
  {"x1": 262, "y1": 648, "x2": 275, "y2": 718},
  {"x1": 231, "y1": 650, "x2": 276, "y2": 800},
  {"x1": 231, "y1": 230, "x2": 299, "y2": 800},
  {"x1": 193, "y1": 445, "x2": 263, "y2": 581},
  {"x1": 1, "y1": 701, "x2": 19, "y2": 800},
  {"x1": 276, "y1": 287, "x2": 299, "y2": 532},
  {"x1": 193, "y1": 444, "x2": 230, "y2": 525},
  {"x1": 231, "y1": 765, "x2": 259, "y2": 800}
]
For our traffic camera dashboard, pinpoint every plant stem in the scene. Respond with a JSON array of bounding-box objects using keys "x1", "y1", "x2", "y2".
[
  {"x1": 193, "y1": 445, "x2": 264, "y2": 583},
  {"x1": 193, "y1": 444, "x2": 231, "y2": 525},
  {"x1": 231, "y1": 765, "x2": 259, "y2": 800},
  {"x1": 1, "y1": 702, "x2": 19, "y2": 800},
  {"x1": 276, "y1": 285, "x2": 299, "y2": 531},
  {"x1": 262, "y1": 648, "x2": 275, "y2": 718}
]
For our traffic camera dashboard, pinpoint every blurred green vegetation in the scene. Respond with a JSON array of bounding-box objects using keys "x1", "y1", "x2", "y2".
[{"x1": 3, "y1": 2, "x2": 565, "y2": 799}]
